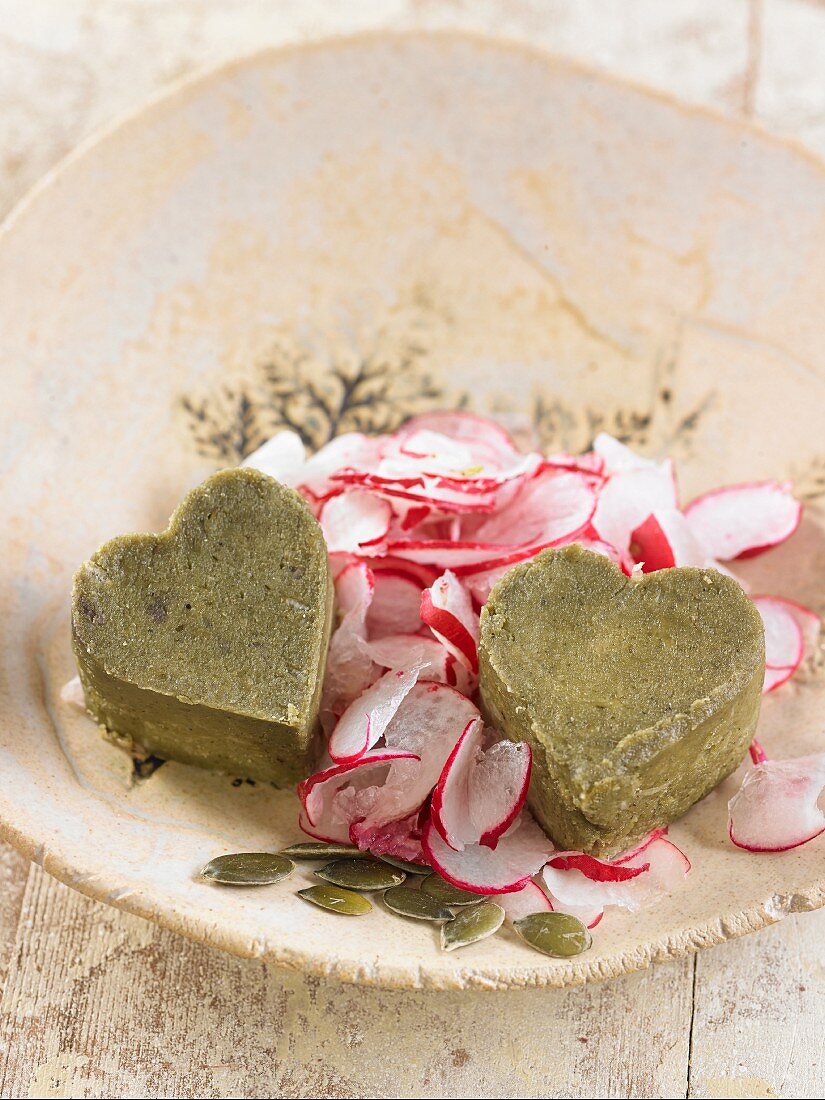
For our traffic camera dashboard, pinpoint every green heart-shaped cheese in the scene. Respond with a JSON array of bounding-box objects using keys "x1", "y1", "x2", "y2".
[
  {"x1": 479, "y1": 545, "x2": 764, "y2": 856},
  {"x1": 72, "y1": 468, "x2": 332, "y2": 785}
]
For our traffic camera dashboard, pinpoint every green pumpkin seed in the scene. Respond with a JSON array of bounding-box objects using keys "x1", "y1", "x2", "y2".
[
  {"x1": 316, "y1": 858, "x2": 406, "y2": 891},
  {"x1": 378, "y1": 855, "x2": 431, "y2": 875},
  {"x1": 383, "y1": 886, "x2": 454, "y2": 922},
  {"x1": 441, "y1": 900, "x2": 504, "y2": 951},
  {"x1": 421, "y1": 873, "x2": 486, "y2": 906},
  {"x1": 199, "y1": 852, "x2": 294, "y2": 886},
  {"x1": 279, "y1": 842, "x2": 362, "y2": 860},
  {"x1": 513, "y1": 912, "x2": 592, "y2": 957},
  {"x1": 298, "y1": 885, "x2": 372, "y2": 916}
]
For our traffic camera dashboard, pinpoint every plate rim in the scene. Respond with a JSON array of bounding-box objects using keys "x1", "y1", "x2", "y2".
[{"x1": 2, "y1": 28, "x2": 825, "y2": 991}]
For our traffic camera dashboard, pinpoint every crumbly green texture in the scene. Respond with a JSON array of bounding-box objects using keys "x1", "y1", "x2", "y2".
[
  {"x1": 479, "y1": 545, "x2": 765, "y2": 856},
  {"x1": 72, "y1": 467, "x2": 332, "y2": 786}
]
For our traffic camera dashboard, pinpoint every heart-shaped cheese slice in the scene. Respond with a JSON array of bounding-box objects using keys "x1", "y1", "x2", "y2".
[
  {"x1": 479, "y1": 545, "x2": 764, "y2": 856},
  {"x1": 72, "y1": 468, "x2": 332, "y2": 785}
]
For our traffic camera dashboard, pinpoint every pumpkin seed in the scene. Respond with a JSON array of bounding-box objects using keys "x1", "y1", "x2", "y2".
[
  {"x1": 421, "y1": 873, "x2": 486, "y2": 906},
  {"x1": 441, "y1": 900, "x2": 504, "y2": 951},
  {"x1": 199, "y1": 852, "x2": 294, "y2": 886},
  {"x1": 279, "y1": 842, "x2": 362, "y2": 860},
  {"x1": 378, "y1": 855, "x2": 431, "y2": 875},
  {"x1": 298, "y1": 885, "x2": 372, "y2": 915},
  {"x1": 513, "y1": 912, "x2": 592, "y2": 957},
  {"x1": 316, "y1": 858, "x2": 406, "y2": 891},
  {"x1": 383, "y1": 886, "x2": 454, "y2": 922}
]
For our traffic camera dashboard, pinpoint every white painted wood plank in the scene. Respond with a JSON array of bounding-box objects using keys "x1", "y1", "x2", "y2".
[
  {"x1": 0, "y1": 867, "x2": 693, "y2": 1098},
  {"x1": 689, "y1": 908, "x2": 825, "y2": 1099},
  {"x1": 0, "y1": 842, "x2": 29, "y2": 997}
]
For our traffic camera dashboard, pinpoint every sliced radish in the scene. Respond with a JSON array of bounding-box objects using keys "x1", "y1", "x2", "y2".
[
  {"x1": 470, "y1": 470, "x2": 597, "y2": 548},
  {"x1": 763, "y1": 665, "x2": 796, "y2": 693},
  {"x1": 366, "y1": 555, "x2": 438, "y2": 588},
  {"x1": 321, "y1": 562, "x2": 376, "y2": 725},
  {"x1": 540, "y1": 889, "x2": 604, "y2": 930},
  {"x1": 421, "y1": 570, "x2": 480, "y2": 673},
  {"x1": 430, "y1": 718, "x2": 485, "y2": 850},
  {"x1": 544, "y1": 451, "x2": 606, "y2": 478},
  {"x1": 728, "y1": 754, "x2": 825, "y2": 852},
  {"x1": 320, "y1": 490, "x2": 392, "y2": 553},
  {"x1": 422, "y1": 812, "x2": 554, "y2": 894},
  {"x1": 351, "y1": 683, "x2": 482, "y2": 832},
  {"x1": 593, "y1": 433, "x2": 658, "y2": 473},
  {"x1": 749, "y1": 739, "x2": 768, "y2": 765},
  {"x1": 755, "y1": 595, "x2": 804, "y2": 669},
  {"x1": 542, "y1": 835, "x2": 690, "y2": 912},
  {"x1": 60, "y1": 675, "x2": 86, "y2": 708},
  {"x1": 592, "y1": 463, "x2": 677, "y2": 552},
  {"x1": 547, "y1": 852, "x2": 649, "y2": 883},
  {"x1": 297, "y1": 432, "x2": 384, "y2": 500},
  {"x1": 365, "y1": 570, "x2": 424, "y2": 638},
  {"x1": 431, "y1": 723, "x2": 532, "y2": 852},
  {"x1": 242, "y1": 430, "x2": 306, "y2": 485},
  {"x1": 685, "y1": 481, "x2": 802, "y2": 560},
  {"x1": 498, "y1": 879, "x2": 554, "y2": 921},
  {"x1": 334, "y1": 469, "x2": 501, "y2": 515},
  {"x1": 350, "y1": 810, "x2": 426, "y2": 864},
  {"x1": 629, "y1": 509, "x2": 708, "y2": 571},
  {"x1": 363, "y1": 634, "x2": 451, "y2": 683},
  {"x1": 328, "y1": 665, "x2": 421, "y2": 764},
  {"x1": 396, "y1": 410, "x2": 520, "y2": 461},
  {"x1": 298, "y1": 748, "x2": 420, "y2": 841},
  {"x1": 472, "y1": 741, "x2": 532, "y2": 848}
]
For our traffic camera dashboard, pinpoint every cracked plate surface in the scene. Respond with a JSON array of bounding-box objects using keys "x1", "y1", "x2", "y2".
[{"x1": 1, "y1": 32, "x2": 824, "y2": 989}]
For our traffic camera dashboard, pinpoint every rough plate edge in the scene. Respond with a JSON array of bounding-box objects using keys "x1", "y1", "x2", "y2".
[{"x1": 2, "y1": 29, "x2": 825, "y2": 990}]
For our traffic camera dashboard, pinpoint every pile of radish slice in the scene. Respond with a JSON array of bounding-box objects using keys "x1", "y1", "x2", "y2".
[{"x1": 244, "y1": 411, "x2": 822, "y2": 929}]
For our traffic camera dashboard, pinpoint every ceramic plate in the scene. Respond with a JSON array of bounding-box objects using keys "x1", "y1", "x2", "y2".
[{"x1": 1, "y1": 32, "x2": 824, "y2": 990}]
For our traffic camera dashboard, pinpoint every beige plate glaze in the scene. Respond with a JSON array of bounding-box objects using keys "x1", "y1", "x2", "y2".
[{"x1": 1, "y1": 32, "x2": 824, "y2": 991}]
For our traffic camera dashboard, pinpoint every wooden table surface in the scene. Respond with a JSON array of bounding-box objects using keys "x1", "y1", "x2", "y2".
[{"x1": 2, "y1": 3, "x2": 824, "y2": 1097}]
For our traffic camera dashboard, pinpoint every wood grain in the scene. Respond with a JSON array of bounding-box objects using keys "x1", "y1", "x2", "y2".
[
  {"x1": 689, "y1": 908, "x2": 825, "y2": 1098},
  {"x1": 0, "y1": 868, "x2": 693, "y2": 1098},
  {"x1": 0, "y1": 842, "x2": 29, "y2": 997}
]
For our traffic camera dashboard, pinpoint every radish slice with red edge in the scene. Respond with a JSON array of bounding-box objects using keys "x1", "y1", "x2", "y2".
[
  {"x1": 320, "y1": 490, "x2": 392, "y2": 553},
  {"x1": 355, "y1": 683, "x2": 482, "y2": 831},
  {"x1": 542, "y1": 835, "x2": 690, "y2": 912},
  {"x1": 396, "y1": 410, "x2": 520, "y2": 461},
  {"x1": 421, "y1": 570, "x2": 480, "y2": 673},
  {"x1": 498, "y1": 880, "x2": 554, "y2": 922},
  {"x1": 422, "y1": 812, "x2": 553, "y2": 894},
  {"x1": 350, "y1": 810, "x2": 426, "y2": 864},
  {"x1": 298, "y1": 748, "x2": 420, "y2": 841},
  {"x1": 547, "y1": 852, "x2": 649, "y2": 883},
  {"x1": 321, "y1": 562, "x2": 376, "y2": 725},
  {"x1": 328, "y1": 665, "x2": 421, "y2": 764},
  {"x1": 541, "y1": 889, "x2": 604, "y2": 930},
  {"x1": 592, "y1": 464, "x2": 677, "y2": 552},
  {"x1": 629, "y1": 509, "x2": 708, "y2": 571},
  {"x1": 297, "y1": 432, "x2": 384, "y2": 500},
  {"x1": 471, "y1": 740, "x2": 533, "y2": 848},
  {"x1": 365, "y1": 570, "x2": 424, "y2": 638},
  {"x1": 430, "y1": 718, "x2": 484, "y2": 850},
  {"x1": 752, "y1": 595, "x2": 805, "y2": 693},
  {"x1": 728, "y1": 753, "x2": 825, "y2": 852},
  {"x1": 685, "y1": 480, "x2": 801, "y2": 560},
  {"x1": 470, "y1": 470, "x2": 597, "y2": 548}
]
